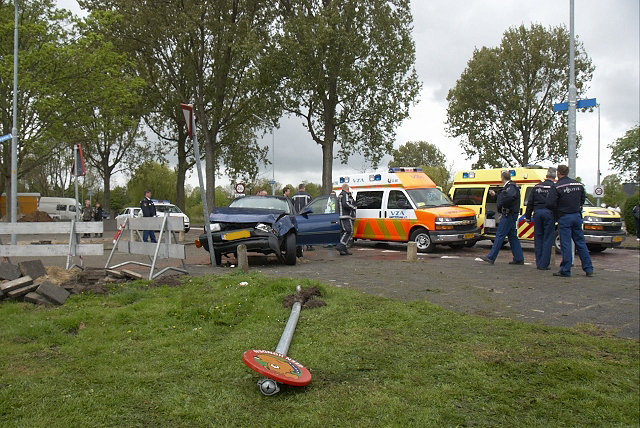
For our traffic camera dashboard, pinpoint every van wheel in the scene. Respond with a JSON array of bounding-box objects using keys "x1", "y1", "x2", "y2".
[
  {"x1": 587, "y1": 244, "x2": 607, "y2": 253},
  {"x1": 554, "y1": 231, "x2": 562, "y2": 253},
  {"x1": 410, "y1": 228, "x2": 435, "y2": 253}
]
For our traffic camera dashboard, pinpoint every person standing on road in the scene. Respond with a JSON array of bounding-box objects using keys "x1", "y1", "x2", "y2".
[
  {"x1": 524, "y1": 167, "x2": 556, "y2": 270},
  {"x1": 80, "y1": 199, "x2": 95, "y2": 238},
  {"x1": 282, "y1": 187, "x2": 291, "y2": 199},
  {"x1": 632, "y1": 201, "x2": 640, "y2": 241},
  {"x1": 292, "y1": 183, "x2": 311, "y2": 213},
  {"x1": 140, "y1": 190, "x2": 157, "y2": 243},
  {"x1": 480, "y1": 170, "x2": 524, "y2": 265},
  {"x1": 546, "y1": 164, "x2": 593, "y2": 277},
  {"x1": 94, "y1": 202, "x2": 104, "y2": 238},
  {"x1": 293, "y1": 183, "x2": 314, "y2": 250},
  {"x1": 336, "y1": 183, "x2": 357, "y2": 256}
]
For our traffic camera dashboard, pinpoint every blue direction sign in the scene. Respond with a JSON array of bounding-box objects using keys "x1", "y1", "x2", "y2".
[
  {"x1": 553, "y1": 98, "x2": 597, "y2": 112},
  {"x1": 0, "y1": 134, "x2": 12, "y2": 142}
]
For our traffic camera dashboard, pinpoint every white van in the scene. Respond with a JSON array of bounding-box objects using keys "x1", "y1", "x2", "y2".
[{"x1": 39, "y1": 197, "x2": 80, "y2": 220}]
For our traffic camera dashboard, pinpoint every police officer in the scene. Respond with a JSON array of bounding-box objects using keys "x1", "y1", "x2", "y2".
[
  {"x1": 480, "y1": 170, "x2": 524, "y2": 265},
  {"x1": 524, "y1": 167, "x2": 556, "y2": 270},
  {"x1": 336, "y1": 183, "x2": 357, "y2": 256},
  {"x1": 546, "y1": 165, "x2": 593, "y2": 277},
  {"x1": 140, "y1": 189, "x2": 157, "y2": 243},
  {"x1": 292, "y1": 183, "x2": 311, "y2": 213}
]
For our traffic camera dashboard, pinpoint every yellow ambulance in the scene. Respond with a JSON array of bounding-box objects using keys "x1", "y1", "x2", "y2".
[
  {"x1": 332, "y1": 167, "x2": 480, "y2": 252},
  {"x1": 449, "y1": 166, "x2": 626, "y2": 252}
]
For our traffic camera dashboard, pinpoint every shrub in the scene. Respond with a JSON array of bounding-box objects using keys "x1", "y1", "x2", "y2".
[{"x1": 623, "y1": 192, "x2": 639, "y2": 236}]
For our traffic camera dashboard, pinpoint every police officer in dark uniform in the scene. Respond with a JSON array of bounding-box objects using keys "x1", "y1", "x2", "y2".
[
  {"x1": 336, "y1": 183, "x2": 357, "y2": 256},
  {"x1": 140, "y1": 189, "x2": 157, "y2": 243},
  {"x1": 480, "y1": 170, "x2": 524, "y2": 265},
  {"x1": 524, "y1": 167, "x2": 556, "y2": 270},
  {"x1": 546, "y1": 165, "x2": 593, "y2": 277}
]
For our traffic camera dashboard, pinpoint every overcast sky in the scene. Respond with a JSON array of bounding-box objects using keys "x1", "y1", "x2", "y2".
[{"x1": 60, "y1": 0, "x2": 639, "y2": 193}]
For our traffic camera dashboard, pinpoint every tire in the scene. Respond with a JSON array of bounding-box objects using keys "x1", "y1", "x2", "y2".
[
  {"x1": 296, "y1": 246, "x2": 303, "y2": 258},
  {"x1": 587, "y1": 244, "x2": 607, "y2": 253},
  {"x1": 283, "y1": 233, "x2": 297, "y2": 265},
  {"x1": 409, "y1": 228, "x2": 435, "y2": 253},
  {"x1": 464, "y1": 240, "x2": 477, "y2": 248},
  {"x1": 214, "y1": 250, "x2": 222, "y2": 266},
  {"x1": 554, "y1": 231, "x2": 562, "y2": 253}
]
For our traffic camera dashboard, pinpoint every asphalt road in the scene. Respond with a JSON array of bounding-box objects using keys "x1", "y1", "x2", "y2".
[{"x1": 3, "y1": 227, "x2": 639, "y2": 339}]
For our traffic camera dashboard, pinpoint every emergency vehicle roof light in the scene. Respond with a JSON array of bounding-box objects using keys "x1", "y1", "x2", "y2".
[
  {"x1": 462, "y1": 171, "x2": 475, "y2": 179},
  {"x1": 388, "y1": 167, "x2": 423, "y2": 173},
  {"x1": 509, "y1": 170, "x2": 516, "y2": 177},
  {"x1": 339, "y1": 177, "x2": 349, "y2": 183},
  {"x1": 369, "y1": 174, "x2": 381, "y2": 181}
]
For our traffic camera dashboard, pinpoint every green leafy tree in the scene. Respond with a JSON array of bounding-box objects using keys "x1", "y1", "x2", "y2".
[
  {"x1": 623, "y1": 192, "x2": 639, "y2": 237},
  {"x1": 608, "y1": 125, "x2": 639, "y2": 182},
  {"x1": 126, "y1": 161, "x2": 177, "y2": 205},
  {"x1": 446, "y1": 24, "x2": 594, "y2": 168},
  {"x1": 389, "y1": 141, "x2": 452, "y2": 190},
  {"x1": 388, "y1": 141, "x2": 446, "y2": 168},
  {"x1": 602, "y1": 174, "x2": 626, "y2": 208},
  {"x1": 80, "y1": 0, "x2": 278, "y2": 210},
  {"x1": 277, "y1": 0, "x2": 421, "y2": 193}
]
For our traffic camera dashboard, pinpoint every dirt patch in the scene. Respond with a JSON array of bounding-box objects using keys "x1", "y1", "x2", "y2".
[
  {"x1": 149, "y1": 275, "x2": 184, "y2": 288},
  {"x1": 282, "y1": 286, "x2": 326, "y2": 309},
  {"x1": 18, "y1": 211, "x2": 54, "y2": 222}
]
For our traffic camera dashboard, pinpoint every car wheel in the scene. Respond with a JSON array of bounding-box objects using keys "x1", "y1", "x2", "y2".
[
  {"x1": 464, "y1": 240, "x2": 477, "y2": 248},
  {"x1": 283, "y1": 233, "x2": 297, "y2": 265},
  {"x1": 554, "y1": 231, "x2": 562, "y2": 253},
  {"x1": 409, "y1": 228, "x2": 435, "y2": 253},
  {"x1": 214, "y1": 250, "x2": 222, "y2": 266},
  {"x1": 587, "y1": 244, "x2": 607, "y2": 253},
  {"x1": 296, "y1": 246, "x2": 303, "y2": 258}
]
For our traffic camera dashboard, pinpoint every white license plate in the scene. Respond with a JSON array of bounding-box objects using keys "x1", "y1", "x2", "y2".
[{"x1": 485, "y1": 219, "x2": 496, "y2": 228}]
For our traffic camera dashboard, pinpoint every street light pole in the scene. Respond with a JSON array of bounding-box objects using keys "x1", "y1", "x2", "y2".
[
  {"x1": 596, "y1": 103, "x2": 601, "y2": 207},
  {"x1": 568, "y1": 0, "x2": 577, "y2": 176},
  {"x1": 10, "y1": 0, "x2": 19, "y2": 245}
]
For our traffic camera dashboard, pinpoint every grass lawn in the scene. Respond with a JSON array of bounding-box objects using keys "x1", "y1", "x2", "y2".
[{"x1": 0, "y1": 272, "x2": 638, "y2": 427}]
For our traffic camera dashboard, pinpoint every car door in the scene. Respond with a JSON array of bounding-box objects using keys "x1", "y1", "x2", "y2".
[{"x1": 295, "y1": 195, "x2": 340, "y2": 246}]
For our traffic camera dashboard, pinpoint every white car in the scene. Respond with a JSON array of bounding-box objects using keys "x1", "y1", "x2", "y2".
[
  {"x1": 115, "y1": 207, "x2": 142, "y2": 224},
  {"x1": 154, "y1": 202, "x2": 190, "y2": 233}
]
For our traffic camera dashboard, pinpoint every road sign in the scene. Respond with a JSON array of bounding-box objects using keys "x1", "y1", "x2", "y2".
[
  {"x1": 0, "y1": 134, "x2": 11, "y2": 142},
  {"x1": 553, "y1": 98, "x2": 597, "y2": 112},
  {"x1": 180, "y1": 103, "x2": 194, "y2": 138},
  {"x1": 268, "y1": 180, "x2": 276, "y2": 185},
  {"x1": 593, "y1": 185, "x2": 604, "y2": 198}
]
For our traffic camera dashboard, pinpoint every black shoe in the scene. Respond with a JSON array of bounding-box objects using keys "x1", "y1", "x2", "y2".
[
  {"x1": 553, "y1": 272, "x2": 570, "y2": 277},
  {"x1": 344, "y1": 250, "x2": 353, "y2": 255},
  {"x1": 480, "y1": 256, "x2": 494, "y2": 265},
  {"x1": 509, "y1": 260, "x2": 524, "y2": 265},
  {"x1": 537, "y1": 267, "x2": 550, "y2": 270},
  {"x1": 339, "y1": 250, "x2": 349, "y2": 256},
  {"x1": 586, "y1": 271, "x2": 594, "y2": 277}
]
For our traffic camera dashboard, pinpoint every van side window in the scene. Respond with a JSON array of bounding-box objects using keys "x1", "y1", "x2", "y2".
[
  {"x1": 452, "y1": 188, "x2": 484, "y2": 205},
  {"x1": 356, "y1": 191, "x2": 383, "y2": 209},
  {"x1": 387, "y1": 190, "x2": 410, "y2": 209},
  {"x1": 56, "y1": 204, "x2": 66, "y2": 211},
  {"x1": 69, "y1": 206, "x2": 76, "y2": 212}
]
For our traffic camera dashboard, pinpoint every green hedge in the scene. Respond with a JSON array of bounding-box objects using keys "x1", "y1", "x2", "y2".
[{"x1": 623, "y1": 192, "x2": 639, "y2": 236}]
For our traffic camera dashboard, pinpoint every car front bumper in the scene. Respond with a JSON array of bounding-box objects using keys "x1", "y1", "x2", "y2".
[
  {"x1": 583, "y1": 230, "x2": 626, "y2": 247},
  {"x1": 198, "y1": 228, "x2": 282, "y2": 255},
  {"x1": 431, "y1": 227, "x2": 481, "y2": 243}
]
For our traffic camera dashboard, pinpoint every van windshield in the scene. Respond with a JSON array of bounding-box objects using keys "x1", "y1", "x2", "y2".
[{"x1": 406, "y1": 188, "x2": 453, "y2": 208}]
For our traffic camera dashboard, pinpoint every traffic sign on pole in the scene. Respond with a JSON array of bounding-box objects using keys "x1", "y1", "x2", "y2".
[
  {"x1": 0, "y1": 134, "x2": 11, "y2": 143},
  {"x1": 180, "y1": 104, "x2": 193, "y2": 138},
  {"x1": 593, "y1": 185, "x2": 604, "y2": 199}
]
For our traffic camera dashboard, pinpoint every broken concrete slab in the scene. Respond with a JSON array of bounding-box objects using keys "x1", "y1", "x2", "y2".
[
  {"x1": 0, "y1": 262, "x2": 21, "y2": 281},
  {"x1": 24, "y1": 292, "x2": 53, "y2": 306},
  {"x1": 105, "y1": 269, "x2": 125, "y2": 278},
  {"x1": 36, "y1": 281, "x2": 71, "y2": 305},
  {"x1": 18, "y1": 260, "x2": 47, "y2": 281},
  {"x1": 0, "y1": 276, "x2": 34, "y2": 293},
  {"x1": 7, "y1": 282, "x2": 40, "y2": 298}
]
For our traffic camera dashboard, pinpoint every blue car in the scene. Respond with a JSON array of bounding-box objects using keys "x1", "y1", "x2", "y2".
[{"x1": 196, "y1": 195, "x2": 340, "y2": 265}]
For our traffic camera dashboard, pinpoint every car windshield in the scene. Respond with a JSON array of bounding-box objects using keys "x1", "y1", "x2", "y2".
[
  {"x1": 156, "y1": 205, "x2": 182, "y2": 214},
  {"x1": 406, "y1": 188, "x2": 453, "y2": 208},
  {"x1": 229, "y1": 196, "x2": 291, "y2": 213}
]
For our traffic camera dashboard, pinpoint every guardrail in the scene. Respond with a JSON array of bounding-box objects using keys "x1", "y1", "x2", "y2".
[
  {"x1": 0, "y1": 220, "x2": 103, "y2": 269},
  {"x1": 106, "y1": 215, "x2": 187, "y2": 279}
]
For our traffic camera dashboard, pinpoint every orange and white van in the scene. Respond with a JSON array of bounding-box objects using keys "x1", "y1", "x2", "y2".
[
  {"x1": 332, "y1": 167, "x2": 480, "y2": 252},
  {"x1": 449, "y1": 166, "x2": 626, "y2": 252}
]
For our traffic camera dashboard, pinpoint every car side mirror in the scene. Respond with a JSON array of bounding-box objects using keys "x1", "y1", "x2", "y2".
[{"x1": 299, "y1": 206, "x2": 313, "y2": 216}]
